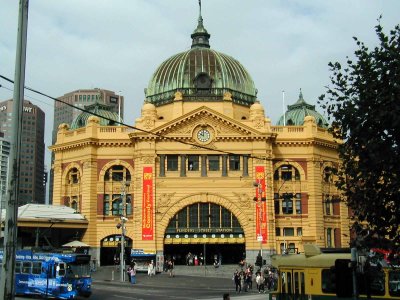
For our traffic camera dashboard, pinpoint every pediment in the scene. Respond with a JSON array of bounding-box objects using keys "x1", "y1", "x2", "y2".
[{"x1": 136, "y1": 106, "x2": 266, "y2": 141}]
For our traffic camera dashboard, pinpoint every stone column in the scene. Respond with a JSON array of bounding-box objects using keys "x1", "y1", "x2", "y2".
[
  {"x1": 159, "y1": 154, "x2": 165, "y2": 177},
  {"x1": 201, "y1": 155, "x2": 207, "y2": 177},
  {"x1": 222, "y1": 155, "x2": 228, "y2": 177},
  {"x1": 180, "y1": 155, "x2": 186, "y2": 177}
]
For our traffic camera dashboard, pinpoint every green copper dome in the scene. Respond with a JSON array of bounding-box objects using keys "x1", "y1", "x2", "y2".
[
  {"x1": 145, "y1": 7, "x2": 257, "y2": 107},
  {"x1": 277, "y1": 90, "x2": 328, "y2": 128},
  {"x1": 71, "y1": 102, "x2": 121, "y2": 129}
]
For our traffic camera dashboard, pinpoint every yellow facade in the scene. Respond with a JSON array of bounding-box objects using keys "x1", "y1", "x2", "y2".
[{"x1": 50, "y1": 96, "x2": 350, "y2": 265}]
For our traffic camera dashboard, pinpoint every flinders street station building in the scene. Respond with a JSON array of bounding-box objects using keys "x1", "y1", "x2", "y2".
[{"x1": 50, "y1": 11, "x2": 351, "y2": 266}]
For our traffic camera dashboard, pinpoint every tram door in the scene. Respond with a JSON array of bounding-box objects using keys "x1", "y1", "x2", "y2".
[{"x1": 280, "y1": 269, "x2": 306, "y2": 300}]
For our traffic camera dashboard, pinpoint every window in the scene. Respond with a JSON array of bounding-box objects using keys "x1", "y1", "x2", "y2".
[
  {"x1": 208, "y1": 155, "x2": 220, "y2": 171},
  {"x1": 324, "y1": 196, "x2": 332, "y2": 215},
  {"x1": 71, "y1": 196, "x2": 78, "y2": 211},
  {"x1": 274, "y1": 164, "x2": 301, "y2": 181},
  {"x1": 112, "y1": 195, "x2": 123, "y2": 216},
  {"x1": 389, "y1": 270, "x2": 400, "y2": 297},
  {"x1": 22, "y1": 262, "x2": 31, "y2": 274},
  {"x1": 282, "y1": 194, "x2": 293, "y2": 214},
  {"x1": 297, "y1": 227, "x2": 303, "y2": 236},
  {"x1": 229, "y1": 155, "x2": 240, "y2": 171},
  {"x1": 68, "y1": 167, "x2": 79, "y2": 184},
  {"x1": 188, "y1": 204, "x2": 198, "y2": 227},
  {"x1": 32, "y1": 262, "x2": 42, "y2": 274},
  {"x1": 188, "y1": 155, "x2": 199, "y2": 171},
  {"x1": 327, "y1": 228, "x2": 332, "y2": 247},
  {"x1": 167, "y1": 155, "x2": 178, "y2": 171},
  {"x1": 321, "y1": 269, "x2": 336, "y2": 293},
  {"x1": 104, "y1": 165, "x2": 131, "y2": 182},
  {"x1": 283, "y1": 228, "x2": 295, "y2": 236},
  {"x1": 295, "y1": 199, "x2": 302, "y2": 214},
  {"x1": 275, "y1": 227, "x2": 281, "y2": 236},
  {"x1": 15, "y1": 261, "x2": 21, "y2": 274},
  {"x1": 58, "y1": 263, "x2": 66, "y2": 276},
  {"x1": 126, "y1": 195, "x2": 132, "y2": 215}
]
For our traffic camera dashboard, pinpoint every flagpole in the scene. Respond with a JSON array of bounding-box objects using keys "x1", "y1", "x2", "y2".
[{"x1": 282, "y1": 90, "x2": 286, "y2": 126}]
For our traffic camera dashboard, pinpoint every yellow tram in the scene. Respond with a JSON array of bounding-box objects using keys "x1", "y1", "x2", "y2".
[{"x1": 268, "y1": 244, "x2": 400, "y2": 300}]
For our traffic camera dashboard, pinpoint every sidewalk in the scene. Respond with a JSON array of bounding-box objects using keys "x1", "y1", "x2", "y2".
[{"x1": 92, "y1": 265, "x2": 239, "y2": 287}]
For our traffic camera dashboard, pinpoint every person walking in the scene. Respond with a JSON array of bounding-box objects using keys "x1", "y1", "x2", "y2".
[
  {"x1": 127, "y1": 265, "x2": 132, "y2": 282},
  {"x1": 130, "y1": 264, "x2": 136, "y2": 284},
  {"x1": 147, "y1": 260, "x2": 155, "y2": 276},
  {"x1": 233, "y1": 270, "x2": 241, "y2": 293}
]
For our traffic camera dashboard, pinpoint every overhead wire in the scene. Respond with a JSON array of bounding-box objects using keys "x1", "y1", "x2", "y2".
[{"x1": 0, "y1": 74, "x2": 269, "y2": 160}]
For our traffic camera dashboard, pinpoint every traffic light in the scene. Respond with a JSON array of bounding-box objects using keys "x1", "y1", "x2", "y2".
[{"x1": 335, "y1": 259, "x2": 353, "y2": 297}]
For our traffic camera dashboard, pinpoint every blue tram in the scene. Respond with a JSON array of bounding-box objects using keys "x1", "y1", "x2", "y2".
[{"x1": 0, "y1": 249, "x2": 92, "y2": 299}]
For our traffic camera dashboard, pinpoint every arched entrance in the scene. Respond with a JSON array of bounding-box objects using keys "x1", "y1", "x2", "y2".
[
  {"x1": 100, "y1": 234, "x2": 132, "y2": 266},
  {"x1": 164, "y1": 202, "x2": 245, "y2": 265}
]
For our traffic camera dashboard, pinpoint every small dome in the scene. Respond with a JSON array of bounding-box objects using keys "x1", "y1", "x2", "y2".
[
  {"x1": 277, "y1": 90, "x2": 328, "y2": 128},
  {"x1": 145, "y1": 9, "x2": 257, "y2": 107},
  {"x1": 71, "y1": 102, "x2": 121, "y2": 129}
]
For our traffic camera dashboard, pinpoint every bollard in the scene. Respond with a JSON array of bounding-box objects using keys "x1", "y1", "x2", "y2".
[{"x1": 111, "y1": 270, "x2": 114, "y2": 281}]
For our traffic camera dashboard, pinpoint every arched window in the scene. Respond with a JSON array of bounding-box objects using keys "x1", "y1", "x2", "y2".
[
  {"x1": 102, "y1": 164, "x2": 132, "y2": 216},
  {"x1": 274, "y1": 164, "x2": 301, "y2": 181},
  {"x1": 167, "y1": 203, "x2": 241, "y2": 231},
  {"x1": 64, "y1": 168, "x2": 81, "y2": 211}
]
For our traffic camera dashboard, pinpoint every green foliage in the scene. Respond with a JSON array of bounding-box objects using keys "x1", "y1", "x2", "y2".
[{"x1": 318, "y1": 18, "x2": 400, "y2": 249}]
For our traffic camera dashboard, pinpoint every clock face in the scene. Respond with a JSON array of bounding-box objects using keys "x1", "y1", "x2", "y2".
[{"x1": 197, "y1": 129, "x2": 211, "y2": 142}]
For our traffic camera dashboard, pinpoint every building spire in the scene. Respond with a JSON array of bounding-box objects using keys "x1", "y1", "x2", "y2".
[{"x1": 191, "y1": 0, "x2": 210, "y2": 48}]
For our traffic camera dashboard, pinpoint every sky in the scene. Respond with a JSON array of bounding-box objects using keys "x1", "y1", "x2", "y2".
[{"x1": 0, "y1": 0, "x2": 399, "y2": 200}]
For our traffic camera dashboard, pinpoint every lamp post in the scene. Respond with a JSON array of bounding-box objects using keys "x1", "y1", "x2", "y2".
[
  {"x1": 253, "y1": 181, "x2": 265, "y2": 266},
  {"x1": 117, "y1": 180, "x2": 130, "y2": 282}
]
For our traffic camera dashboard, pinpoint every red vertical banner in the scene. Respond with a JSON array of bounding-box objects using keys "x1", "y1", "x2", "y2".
[
  {"x1": 142, "y1": 166, "x2": 154, "y2": 240},
  {"x1": 255, "y1": 166, "x2": 267, "y2": 243}
]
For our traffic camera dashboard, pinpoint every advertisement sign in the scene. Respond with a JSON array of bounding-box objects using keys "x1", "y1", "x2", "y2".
[
  {"x1": 255, "y1": 166, "x2": 267, "y2": 243},
  {"x1": 142, "y1": 166, "x2": 154, "y2": 240}
]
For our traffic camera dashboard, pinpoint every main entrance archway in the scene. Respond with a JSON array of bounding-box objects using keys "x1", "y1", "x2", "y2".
[{"x1": 164, "y1": 202, "x2": 245, "y2": 265}]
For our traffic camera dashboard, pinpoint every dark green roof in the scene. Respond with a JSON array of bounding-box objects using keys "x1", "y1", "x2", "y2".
[
  {"x1": 277, "y1": 90, "x2": 328, "y2": 128},
  {"x1": 145, "y1": 7, "x2": 257, "y2": 107},
  {"x1": 70, "y1": 102, "x2": 121, "y2": 129}
]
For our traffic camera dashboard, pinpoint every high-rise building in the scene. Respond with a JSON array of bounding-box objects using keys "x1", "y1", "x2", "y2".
[
  {"x1": 49, "y1": 89, "x2": 124, "y2": 204},
  {"x1": 0, "y1": 100, "x2": 45, "y2": 204},
  {"x1": 52, "y1": 89, "x2": 124, "y2": 144},
  {"x1": 0, "y1": 132, "x2": 10, "y2": 211}
]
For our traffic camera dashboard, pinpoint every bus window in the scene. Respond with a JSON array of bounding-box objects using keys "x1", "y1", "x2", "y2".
[
  {"x1": 321, "y1": 268, "x2": 336, "y2": 293},
  {"x1": 32, "y1": 262, "x2": 41, "y2": 275},
  {"x1": 389, "y1": 270, "x2": 400, "y2": 297},
  {"x1": 15, "y1": 261, "x2": 21, "y2": 274},
  {"x1": 22, "y1": 262, "x2": 31, "y2": 274}
]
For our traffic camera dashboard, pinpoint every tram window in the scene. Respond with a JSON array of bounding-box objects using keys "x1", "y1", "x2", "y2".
[
  {"x1": 287, "y1": 272, "x2": 292, "y2": 294},
  {"x1": 281, "y1": 272, "x2": 287, "y2": 293},
  {"x1": 359, "y1": 266, "x2": 385, "y2": 296},
  {"x1": 389, "y1": 270, "x2": 400, "y2": 296},
  {"x1": 321, "y1": 269, "x2": 336, "y2": 293},
  {"x1": 22, "y1": 262, "x2": 31, "y2": 274},
  {"x1": 15, "y1": 261, "x2": 21, "y2": 274},
  {"x1": 32, "y1": 262, "x2": 42, "y2": 275},
  {"x1": 294, "y1": 272, "x2": 299, "y2": 295},
  {"x1": 58, "y1": 263, "x2": 66, "y2": 276},
  {"x1": 300, "y1": 272, "x2": 305, "y2": 295}
]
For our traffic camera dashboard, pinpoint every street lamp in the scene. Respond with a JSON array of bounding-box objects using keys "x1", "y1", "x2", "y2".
[
  {"x1": 253, "y1": 181, "x2": 266, "y2": 267},
  {"x1": 116, "y1": 180, "x2": 130, "y2": 282}
]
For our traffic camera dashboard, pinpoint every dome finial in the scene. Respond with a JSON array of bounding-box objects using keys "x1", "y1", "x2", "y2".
[{"x1": 191, "y1": 0, "x2": 210, "y2": 48}]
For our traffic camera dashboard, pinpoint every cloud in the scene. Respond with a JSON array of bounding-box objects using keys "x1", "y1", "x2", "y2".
[{"x1": 0, "y1": 0, "x2": 399, "y2": 201}]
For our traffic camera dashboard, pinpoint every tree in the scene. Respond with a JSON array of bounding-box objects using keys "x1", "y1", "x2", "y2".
[{"x1": 318, "y1": 19, "x2": 400, "y2": 250}]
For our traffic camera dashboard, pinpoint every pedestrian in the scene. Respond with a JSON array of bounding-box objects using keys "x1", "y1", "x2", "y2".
[
  {"x1": 233, "y1": 270, "x2": 241, "y2": 293},
  {"x1": 148, "y1": 260, "x2": 154, "y2": 276},
  {"x1": 127, "y1": 265, "x2": 132, "y2": 282},
  {"x1": 223, "y1": 293, "x2": 230, "y2": 300},
  {"x1": 168, "y1": 259, "x2": 174, "y2": 277},
  {"x1": 130, "y1": 264, "x2": 136, "y2": 284}
]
